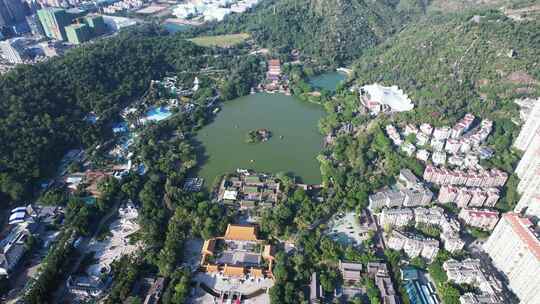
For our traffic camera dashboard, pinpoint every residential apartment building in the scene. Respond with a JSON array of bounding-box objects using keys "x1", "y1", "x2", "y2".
[
  {"x1": 460, "y1": 293, "x2": 500, "y2": 304},
  {"x1": 467, "y1": 120, "x2": 492, "y2": 145},
  {"x1": 0, "y1": 37, "x2": 28, "y2": 64},
  {"x1": 484, "y1": 188, "x2": 500, "y2": 208},
  {"x1": 0, "y1": 0, "x2": 26, "y2": 29},
  {"x1": 403, "y1": 124, "x2": 418, "y2": 136},
  {"x1": 445, "y1": 138, "x2": 461, "y2": 154},
  {"x1": 430, "y1": 138, "x2": 445, "y2": 151},
  {"x1": 448, "y1": 155, "x2": 464, "y2": 167},
  {"x1": 483, "y1": 213, "x2": 540, "y2": 304},
  {"x1": 458, "y1": 209, "x2": 499, "y2": 230},
  {"x1": 367, "y1": 262, "x2": 399, "y2": 304},
  {"x1": 514, "y1": 100, "x2": 540, "y2": 151},
  {"x1": 512, "y1": 100, "x2": 540, "y2": 218},
  {"x1": 514, "y1": 115, "x2": 540, "y2": 218},
  {"x1": 424, "y1": 165, "x2": 508, "y2": 188},
  {"x1": 468, "y1": 188, "x2": 487, "y2": 207},
  {"x1": 440, "y1": 216, "x2": 461, "y2": 233},
  {"x1": 65, "y1": 23, "x2": 92, "y2": 44},
  {"x1": 401, "y1": 143, "x2": 416, "y2": 156},
  {"x1": 416, "y1": 149, "x2": 430, "y2": 161},
  {"x1": 380, "y1": 206, "x2": 465, "y2": 254},
  {"x1": 419, "y1": 123, "x2": 433, "y2": 136},
  {"x1": 444, "y1": 259, "x2": 484, "y2": 285},
  {"x1": 386, "y1": 124, "x2": 403, "y2": 146},
  {"x1": 369, "y1": 188, "x2": 433, "y2": 210},
  {"x1": 438, "y1": 185, "x2": 458, "y2": 203},
  {"x1": 414, "y1": 207, "x2": 444, "y2": 226},
  {"x1": 339, "y1": 261, "x2": 363, "y2": 285},
  {"x1": 37, "y1": 8, "x2": 73, "y2": 40},
  {"x1": 456, "y1": 188, "x2": 473, "y2": 207},
  {"x1": 451, "y1": 114, "x2": 475, "y2": 139},
  {"x1": 438, "y1": 186, "x2": 499, "y2": 208},
  {"x1": 386, "y1": 230, "x2": 439, "y2": 261},
  {"x1": 403, "y1": 188, "x2": 433, "y2": 206},
  {"x1": 515, "y1": 169, "x2": 540, "y2": 218},
  {"x1": 443, "y1": 259, "x2": 503, "y2": 304},
  {"x1": 379, "y1": 208, "x2": 414, "y2": 227},
  {"x1": 433, "y1": 127, "x2": 451, "y2": 141},
  {"x1": 416, "y1": 133, "x2": 430, "y2": 146},
  {"x1": 370, "y1": 170, "x2": 433, "y2": 211},
  {"x1": 432, "y1": 151, "x2": 447, "y2": 166},
  {"x1": 398, "y1": 169, "x2": 420, "y2": 188},
  {"x1": 441, "y1": 229, "x2": 465, "y2": 252}
]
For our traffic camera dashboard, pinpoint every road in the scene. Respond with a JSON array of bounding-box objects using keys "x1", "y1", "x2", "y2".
[{"x1": 366, "y1": 209, "x2": 387, "y2": 254}]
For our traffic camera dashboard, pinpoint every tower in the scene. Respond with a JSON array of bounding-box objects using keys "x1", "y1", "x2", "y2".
[{"x1": 37, "y1": 7, "x2": 72, "y2": 40}]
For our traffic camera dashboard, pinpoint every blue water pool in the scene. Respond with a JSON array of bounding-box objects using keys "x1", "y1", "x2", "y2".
[{"x1": 145, "y1": 106, "x2": 172, "y2": 122}]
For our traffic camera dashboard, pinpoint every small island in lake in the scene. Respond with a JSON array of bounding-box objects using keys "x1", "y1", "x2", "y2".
[{"x1": 245, "y1": 128, "x2": 272, "y2": 143}]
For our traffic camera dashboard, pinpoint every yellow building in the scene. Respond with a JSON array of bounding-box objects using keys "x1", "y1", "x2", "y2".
[{"x1": 200, "y1": 224, "x2": 274, "y2": 279}]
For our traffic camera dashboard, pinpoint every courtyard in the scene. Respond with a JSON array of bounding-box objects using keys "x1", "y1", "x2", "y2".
[
  {"x1": 190, "y1": 272, "x2": 273, "y2": 304},
  {"x1": 325, "y1": 212, "x2": 374, "y2": 247}
]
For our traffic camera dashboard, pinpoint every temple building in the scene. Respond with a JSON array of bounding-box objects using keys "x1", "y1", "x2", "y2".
[{"x1": 200, "y1": 224, "x2": 274, "y2": 280}]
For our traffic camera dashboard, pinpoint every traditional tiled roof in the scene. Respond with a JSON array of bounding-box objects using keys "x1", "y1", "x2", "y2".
[
  {"x1": 224, "y1": 224, "x2": 258, "y2": 241},
  {"x1": 223, "y1": 265, "x2": 245, "y2": 277},
  {"x1": 202, "y1": 239, "x2": 215, "y2": 255},
  {"x1": 251, "y1": 268, "x2": 264, "y2": 278},
  {"x1": 205, "y1": 264, "x2": 219, "y2": 273}
]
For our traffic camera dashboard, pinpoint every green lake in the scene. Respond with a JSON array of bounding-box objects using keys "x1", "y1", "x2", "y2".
[
  {"x1": 309, "y1": 71, "x2": 347, "y2": 92},
  {"x1": 195, "y1": 93, "x2": 325, "y2": 187}
]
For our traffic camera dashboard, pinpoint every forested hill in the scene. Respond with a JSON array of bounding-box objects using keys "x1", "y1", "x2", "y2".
[
  {"x1": 0, "y1": 29, "x2": 199, "y2": 201},
  {"x1": 350, "y1": 10, "x2": 540, "y2": 124},
  {"x1": 0, "y1": 27, "x2": 262, "y2": 203},
  {"x1": 209, "y1": 0, "x2": 413, "y2": 65}
]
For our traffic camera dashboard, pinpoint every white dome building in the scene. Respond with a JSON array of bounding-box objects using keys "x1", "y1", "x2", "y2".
[{"x1": 360, "y1": 83, "x2": 414, "y2": 114}]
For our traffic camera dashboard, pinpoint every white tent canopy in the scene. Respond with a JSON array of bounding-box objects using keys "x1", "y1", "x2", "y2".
[{"x1": 361, "y1": 83, "x2": 414, "y2": 112}]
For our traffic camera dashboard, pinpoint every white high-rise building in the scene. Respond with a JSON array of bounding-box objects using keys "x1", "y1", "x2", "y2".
[
  {"x1": 515, "y1": 167, "x2": 540, "y2": 218},
  {"x1": 514, "y1": 100, "x2": 540, "y2": 217},
  {"x1": 515, "y1": 130, "x2": 540, "y2": 182},
  {"x1": 0, "y1": 38, "x2": 27, "y2": 64},
  {"x1": 514, "y1": 100, "x2": 540, "y2": 151},
  {"x1": 483, "y1": 213, "x2": 540, "y2": 304}
]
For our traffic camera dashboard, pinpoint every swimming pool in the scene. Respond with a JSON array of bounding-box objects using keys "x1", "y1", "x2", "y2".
[{"x1": 144, "y1": 106, "x2": 172, "y2": 122}]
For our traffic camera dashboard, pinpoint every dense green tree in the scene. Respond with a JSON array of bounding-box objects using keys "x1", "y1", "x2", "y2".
[
  {"x1": 205, "y1": 0, "x2": 409, "y2": 65},
  {"x1": 156, "y1": 208, "x2": 189, "y2": 276}
]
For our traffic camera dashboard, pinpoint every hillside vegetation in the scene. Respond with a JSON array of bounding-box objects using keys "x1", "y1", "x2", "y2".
[
  {"x1": 347, "y1": 10, "x2": 538, "y2": 211},
  {"x1": 0, "y1": 27, "x2": 264, "y2": 203},
  {"x1": 351, "y1": 11, "x2": 540, "y2": 123},
  {"x1": 0, "y1": 28, "x2": 191, "y2": 202},
  {"x1": 208, "y1": 0, "x2": 415, "y2": 65},
  {"x1": 427, "y1": 0, "x2": 539, "y2": 13}
]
